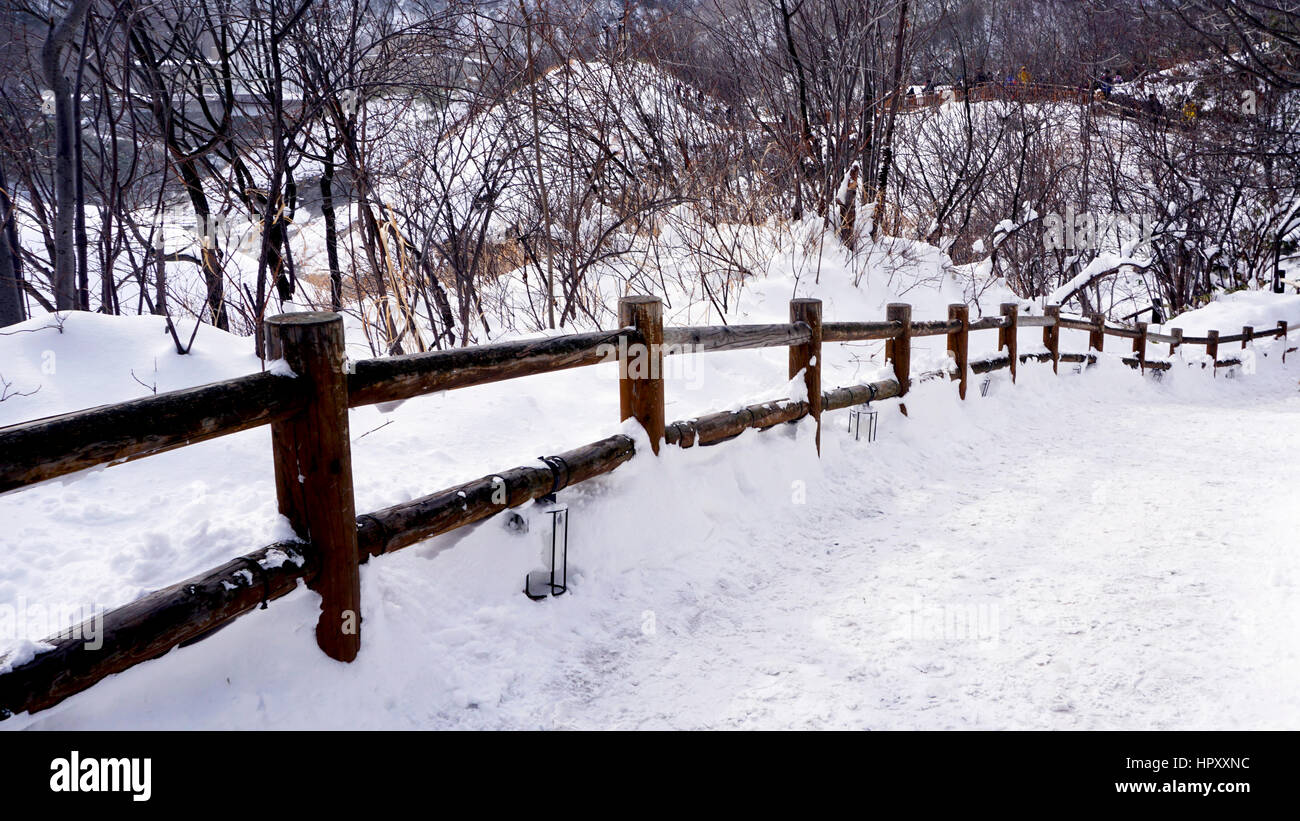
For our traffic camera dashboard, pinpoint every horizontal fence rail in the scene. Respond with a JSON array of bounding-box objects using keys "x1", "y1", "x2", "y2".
[
  {"x1": 968, "y1": 316, "x2": 1006, "y2": 332},
  {"x1": 821, "y1": 320, "x2": 902, "y2": 342},
  {"x1": 0, "y1": 297, "x2": 1295, "y2": 719},
  {"x1": 347, "y1": 328, "x2": 635, "y2": 408},
  {"x1": 662, "y1": 322, "x2": 811, "y2": 352},
  {"x1": 910, "y1": 318, "x2": 962, "y2": 336},
  {"x1": 0, "y1": 371, "x2": 305, "y2": 495}
]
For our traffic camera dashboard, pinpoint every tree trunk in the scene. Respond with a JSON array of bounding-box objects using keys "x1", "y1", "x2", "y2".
[
  {"x1": 321, "y1": 143, "x2": 343, "y2": 311},
  {"x1": 870, "y1": 0, "x2": 910, "y2": 241},
  {"x1": 522, "y1": 1, "x2": 556, "y2": 330},
  {"x1": 0, "y1": 161, "x2": 25, "y2": 327},
  {"x1": 154, "y1": 247, "x2": 167, "y2": 316},
  {"x1": 40, "y1": 0, "x2": 94, "y2": 311},
  {"x1": 73, "y1": 11, "x2": 90, "y2": 311},
  {"x1": 177, "y1": 159, "x2": 228, "y2": 330}
]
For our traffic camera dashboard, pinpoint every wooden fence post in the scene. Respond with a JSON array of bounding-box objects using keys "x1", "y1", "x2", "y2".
[
  {"x1": 618, "y1": 296, "x2": 665, "y2": 455},
  {"x1": 1207, "y1": 329, "x2": 1220, "y2": 374},
  {"x1": 1134, "y1": 321, "x2": 1148, "y2": 373},
  {"x1": 789, "y1": 298, "x2": 823, "y2": 453},
  {"x1": 947, "y1": 303, "x2": 969, "y2": 399},
  {"x1": 1090, "y1": 312, "x2": 1105, "y2": 353},
  {"x1": 1280, "y1": 321, "x2": 1288, "y2": 362},
  {"x1": 1043, "y1": 304, "x2": 1060, "y2": 373},
  {"x1": 886, "y1": 303, "x2": 913, "y2": 403},
  {"x1": 1170, "y1": 327, "x2": 1183, "y2": 357},
  {"x1": 265, "y1": 312, "x2": 361, "y2": 663},
  {"x1": 999, "y1": 303, "x2": 1019, "y2": 382},
  {"x1": 1242, "y1": 325, "x2": 1253, "y2": 349}
]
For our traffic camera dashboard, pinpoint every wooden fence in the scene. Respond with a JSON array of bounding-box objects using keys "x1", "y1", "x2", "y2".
[
  {"x1": 888, "y1": 80, "x2": 1198, "y2": 131},
  {"x1": 0, "y1": 298, "x2": 1294, "y2": 719}
]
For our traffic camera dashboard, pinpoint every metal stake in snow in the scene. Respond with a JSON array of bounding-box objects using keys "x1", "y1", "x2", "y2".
[{"x1": 524, "y1": 495, "x2": 569, "y2": 600}]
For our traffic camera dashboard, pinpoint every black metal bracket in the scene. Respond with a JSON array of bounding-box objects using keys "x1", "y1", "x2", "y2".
[{"x1": 538, "y1": 455, "x2": 570, "y2": 495}]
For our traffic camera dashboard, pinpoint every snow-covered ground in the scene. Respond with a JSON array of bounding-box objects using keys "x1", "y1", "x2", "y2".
[{"x1": 1, "y1": 289, "x2": 1298, "y2": 729}]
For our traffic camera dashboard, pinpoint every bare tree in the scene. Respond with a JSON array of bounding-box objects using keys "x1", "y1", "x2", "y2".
[{"x1": 40, "y1": 0, "x2": 93, "y2": 310}]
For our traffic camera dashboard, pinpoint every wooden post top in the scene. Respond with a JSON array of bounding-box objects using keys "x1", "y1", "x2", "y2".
[
  {"x1": 618, "y1": 296, "x2": 662, "y2": 327},
  {"x1": 265, "y1": 311, "x2": 343, "y2": 327},
  {"x1": 886, "y1": 304, "x2": 912, "y2": 327},
  {"x1": 790, "y1": 299, "x2": 823, "y2": 322}
]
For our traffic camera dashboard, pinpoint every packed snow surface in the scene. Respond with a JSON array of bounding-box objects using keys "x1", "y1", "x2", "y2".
[{"x1": 1, "y1": 293, "x2": 1298, "y2": 729}]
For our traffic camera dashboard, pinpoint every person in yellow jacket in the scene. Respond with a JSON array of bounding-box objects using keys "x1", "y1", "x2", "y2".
[{"x1": 1017, "y1": 66, "x2": 1031, "y2": 85}]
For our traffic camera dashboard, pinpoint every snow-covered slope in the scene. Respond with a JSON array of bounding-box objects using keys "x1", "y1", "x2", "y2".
[{"x1": 1151, "y1": 289, "x2": 1300, "y2": 336}]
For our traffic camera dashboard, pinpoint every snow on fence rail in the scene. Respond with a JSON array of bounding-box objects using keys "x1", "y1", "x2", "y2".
[{"x1": 0, "y1": 299, "x2": 1295, "y2": 719}]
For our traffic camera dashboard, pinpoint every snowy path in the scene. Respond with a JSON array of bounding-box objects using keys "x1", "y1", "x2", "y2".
[
  {"x1": 14, "y1": 350, "x2": 1299, "y2": 730},
  {"x1": 498, "y1": 364, "x2": 1300, "y2": 730},
  {"x1": 568, "y1": 378, "x2": 1300, "y2": 729}
]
